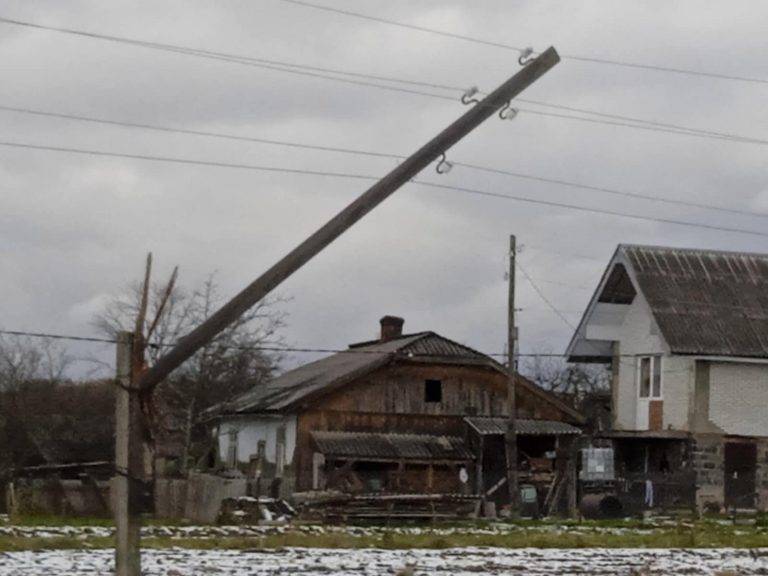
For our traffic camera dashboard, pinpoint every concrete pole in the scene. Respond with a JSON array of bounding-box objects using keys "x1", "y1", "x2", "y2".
[
  {"x1": 137, "y1": 48, "x2": 561, "y2": 393},
  {"x1": 114, "y1": 331, "x2": 142, "y2": 576}
]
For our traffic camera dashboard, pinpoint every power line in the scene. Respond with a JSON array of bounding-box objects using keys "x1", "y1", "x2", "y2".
[
  {"x1": 0, "y1": 328, "x2": 665, "y2": 359},
  {"x1": 452, "y1": 162, "x2": 768, "y2": 220},
  {"x1": 3, "y1": 138, "x2": 768, "y2": 239},
  {"x1": 412, "y1": 180, "x2": 768, "y2": 240},
  {"x1": 0, "y1": 329, "x2": 117, "y2": 345},
  {"x1": 0, "y1": 139, "x2": 377, "y2": 180},
  {"x1": 516, "y1": 262, "x2": 579, "y2": 331},
  {"x1": 277, "y1": 0, "x2": 768, "y2": 86},
  {"x1": 2, "y1": 104, "x2": 767, "y2": 221},
  {"x1": 1, "y1": 16, "x2": 766, "y2": 147},
  {"x1": 0, "y1": 104, "x2": 400, "y2": 159}
]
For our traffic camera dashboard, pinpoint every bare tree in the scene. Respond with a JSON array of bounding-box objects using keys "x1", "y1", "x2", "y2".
[
  {"x1": 93, "y1": 270, "x2": 288, "y2": 474},
  {"x1": 521, "y1": 352, "x2": 609, "y2": 404},
  {"x1": 0, "y1": 336, "x2": 72, "y2": 475}
]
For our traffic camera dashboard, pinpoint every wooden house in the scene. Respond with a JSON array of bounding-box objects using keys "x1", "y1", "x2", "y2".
[{"x1": 208, "y1": 316, "x2": 584, "y2": 515}]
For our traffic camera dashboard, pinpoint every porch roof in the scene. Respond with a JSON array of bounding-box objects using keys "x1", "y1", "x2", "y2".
[
  {"x1": 464, "y1": 417, "x2": 582, "y2": 436},
  {"x1": 311, "y1": 431, "x2": 473, "y2": 462}
]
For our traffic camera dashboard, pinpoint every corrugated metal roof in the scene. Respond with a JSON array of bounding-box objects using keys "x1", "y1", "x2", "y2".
[
  {"x1": 623, "y1": 245, "x2": 768, "y2": 358},
  {"x1": 464, "y1": 417, "x2": 582, "y2": 436},
  {"x1": 311, "y1": 431, "x2": 473, "y2": 461},
  {"x1": 216, "y1": 332, "x2": 502, "y2": 414}
]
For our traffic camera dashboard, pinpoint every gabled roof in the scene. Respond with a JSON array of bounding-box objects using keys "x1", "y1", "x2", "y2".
[
  {"x1": 567, "y1": 244, "x2": 768, "y2": 360},
  {"x1": 211, "y1": 331, "x2": 584, "y2": 422},
  {"x1": 214, "y1": 332, "x2": 495, "y2": 414}
]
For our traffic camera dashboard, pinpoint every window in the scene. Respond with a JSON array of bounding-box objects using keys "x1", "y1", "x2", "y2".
[
  {"x1": 637, "y1": 356, "x2": 662, "y2": 399},
  {"x1": 424, "y1": 379, "x2": 442, "y2": 403}
]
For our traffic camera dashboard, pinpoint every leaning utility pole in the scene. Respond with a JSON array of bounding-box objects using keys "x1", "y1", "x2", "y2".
[
  {"x1": 505, "y1": 235, "x2": 520, "y2": 513},
  {"x1": 137, "y1": 47, "x2": 560, "y2": 393},
  {"x1": 115, "y1": 47, "x2": 560, "y2": 574}
]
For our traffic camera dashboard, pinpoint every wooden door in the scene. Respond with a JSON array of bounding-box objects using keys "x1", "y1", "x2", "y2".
[{"x1": 724, "y1": 441, "x2": 757, "y2": 509}]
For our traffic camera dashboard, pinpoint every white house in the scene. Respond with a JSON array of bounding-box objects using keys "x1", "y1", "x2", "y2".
[{"x1": 567, "y1": 244, "x2": 768, "y2": 512}]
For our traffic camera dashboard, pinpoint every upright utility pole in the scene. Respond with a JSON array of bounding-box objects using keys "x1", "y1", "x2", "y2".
[
  {"x1": 114, "y1": 331, "x2": 142, "y2": 576},
  {"x1": 506, "y1": 235, "x2": 519, "y2": 512}
]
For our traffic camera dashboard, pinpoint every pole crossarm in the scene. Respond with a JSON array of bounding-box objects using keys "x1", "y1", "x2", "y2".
[{"x1": 138, "y1": 47, "x2": 560, "y2": 391}]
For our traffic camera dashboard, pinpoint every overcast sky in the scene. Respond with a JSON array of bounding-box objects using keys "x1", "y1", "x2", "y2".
[{"x1": 1, "y1": 1, "x2": 767, "y2": 378}]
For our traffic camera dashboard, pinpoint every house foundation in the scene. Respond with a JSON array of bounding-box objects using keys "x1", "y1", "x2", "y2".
[{"x1": 691, "y1": 434, "x2": 724, "y2": 513}]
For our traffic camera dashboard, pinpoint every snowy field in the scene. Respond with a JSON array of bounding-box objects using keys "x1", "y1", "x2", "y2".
[{"x1": 1, "y1": 547, "x2": 766, "y2": 575}]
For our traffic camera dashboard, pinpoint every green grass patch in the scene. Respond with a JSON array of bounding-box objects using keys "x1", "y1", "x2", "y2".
[{"x1": 1, "y1": 525, "x2": 767, "y2": 552}]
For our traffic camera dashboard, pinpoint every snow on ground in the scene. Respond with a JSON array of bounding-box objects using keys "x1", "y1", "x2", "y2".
[
  {"x1": 0, "y1": 522, "x2": 666, "y2": 540},
  {"x1": 0, "y1": 547, "x2": 766, "y2": 575}
]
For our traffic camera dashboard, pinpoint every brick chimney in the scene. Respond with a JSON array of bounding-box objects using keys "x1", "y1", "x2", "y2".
[{"x1": 380, "y1": 315, "x2": 404, "y2": 341}]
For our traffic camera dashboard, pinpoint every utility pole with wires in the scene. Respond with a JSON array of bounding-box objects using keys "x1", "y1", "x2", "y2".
[
  {"x1": 505, "y1": 234, "x2": 520, "y2": 513},
  {"x1": 114, "y1": 47, "x2": 560, "y2": 574},
  {"x1": 114, "y1": 253, "x2": 176, "y2": 576}
]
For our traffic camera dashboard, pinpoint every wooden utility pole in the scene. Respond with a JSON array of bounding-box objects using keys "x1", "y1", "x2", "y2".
[
  {"x1": 137, "y1": 47, "x2": 560, "y2": 393},
  {"x1": 505, "y1": 235, "x2": 520, "y2": 513},
  {"x1": 114, "y1": 331, "x2": 142, "y2": 576}
]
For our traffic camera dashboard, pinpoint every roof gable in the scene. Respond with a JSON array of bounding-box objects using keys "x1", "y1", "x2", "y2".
[
  {"x1": 213, "y1": 331, "x2": 584, "y2": 422},
  {"x1": 568, "y1": 244, "x2": 768, "y2": 360}
]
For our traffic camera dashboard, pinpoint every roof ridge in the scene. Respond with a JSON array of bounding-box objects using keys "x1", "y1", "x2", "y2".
[
  {"x1": 347, "y1": 331, "x2": 432, "y2": 349},
  {"x1": 400, "y1": 331, "x2": 496, "y2": 360},
  {"x1": 620, "y1": 243, "x2": 768, "y2": 260}
]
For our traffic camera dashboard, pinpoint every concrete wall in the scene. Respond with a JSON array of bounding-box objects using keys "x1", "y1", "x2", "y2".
[
  {"x1": 662, "y1": 355, "x2": 695, "y2": 431},
  {"x1": 155, "y1": 472, "x2": 247, "y2": 523},
  {"x1": 609, "y1": 293, "x2": 697, "y2": 431},
  {"x1": 10, "y1": 479, "x2": 111, "y2": 517},
  {"x1": 217, "y1": 414, "x2": 297, "y2": 467},
  {"x1": 709, "y1": 363, "x2": 768, "y2": 437}
]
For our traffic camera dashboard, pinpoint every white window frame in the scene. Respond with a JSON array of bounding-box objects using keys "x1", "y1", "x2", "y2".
[{"x1": 637, "y1": 355, "x2": 663, "y2": 400}]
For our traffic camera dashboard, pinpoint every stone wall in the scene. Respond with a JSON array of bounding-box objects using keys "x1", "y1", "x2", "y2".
[{"x1": 691, "y1": 434, "x2": 724, "y2": 513}]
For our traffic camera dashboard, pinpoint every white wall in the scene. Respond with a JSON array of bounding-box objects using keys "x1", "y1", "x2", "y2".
[
  {"x1": 609, "y1": 293, "x2": 675, "y2": 430},
  {"x1": 217, "y1": 415, "x2": 297, "y2": 466},
  {"x1": 709, "y1": 363, "x2": 768, "y2": 437},
  {"x1": 661, "y1": 355, "x2": 695, "y2": 430}
]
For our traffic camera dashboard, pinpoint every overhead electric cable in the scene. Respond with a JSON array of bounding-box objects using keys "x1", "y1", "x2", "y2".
[
  {"x1": 277, "y1": 0, "x2": 768, "y2": 85},
  {"x1": 1, "y1": 105, "x2": 766, "y2": 220},
  {"x1": 2, "y1": 138, "x2": 768, "y2": 239},
  {"x1": 1, "y1": 16, "x2": 766, "y2": 146}
]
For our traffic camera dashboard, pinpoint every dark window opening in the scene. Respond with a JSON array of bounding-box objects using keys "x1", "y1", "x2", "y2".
[{"x1": 424, "y1": 379, "x2": 442, "y2": 403}]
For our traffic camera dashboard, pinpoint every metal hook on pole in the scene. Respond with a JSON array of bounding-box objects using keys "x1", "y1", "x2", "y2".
[
  {"x1": 518, "y1": 47, "x2": 535, "y2": 66},
  {"x1": 461, "y1": 86, "x2": 481, "y2": 106},
  {"x1": 435, "y1": 152, "x2": 453, "y2": 174},
  {"x1": 498, "y1": 101, "x2": 519, "y2": 120}
]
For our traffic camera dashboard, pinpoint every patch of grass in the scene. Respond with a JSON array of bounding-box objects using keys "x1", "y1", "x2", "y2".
[
  {"x1": 5, "y1": 514, "x2": 195, "y2": 528},
  {"x1": 7, "y1": 515, "x2": 115, "y2": 528},
  {"x1": 2, "y1": 517, "x2": 768, "y2": 551},
  {"x1": 0, "y1": 536, "x2": 114, "y2": 552}
]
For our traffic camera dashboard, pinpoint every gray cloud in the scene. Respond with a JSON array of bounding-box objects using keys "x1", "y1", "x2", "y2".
[{"x1": 1, "y1": 0, "x2": 766, "y2": 376}]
